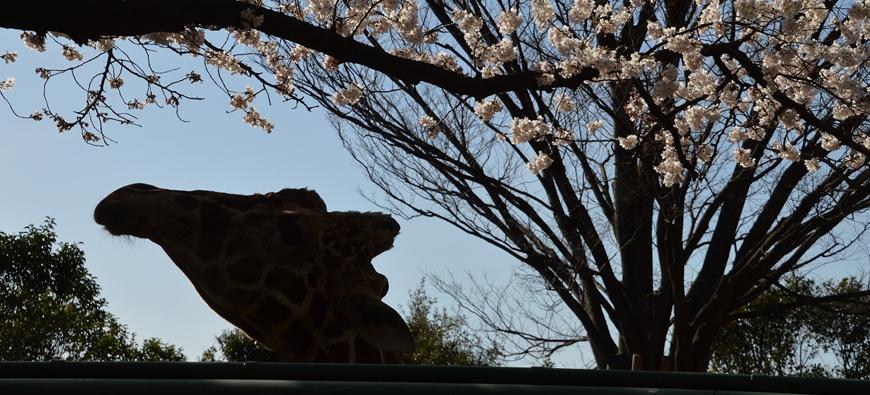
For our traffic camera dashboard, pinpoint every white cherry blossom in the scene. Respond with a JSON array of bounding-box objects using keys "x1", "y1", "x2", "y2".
[
  {"x1": 333, "y1": 84, "x2": 364, "y2": 105},
  {"x1": 527, "y1": 152, "x2": 554, "y2": 174},
  {"x1": 733, "y1": 148, "x2": 756, "y2": 168},
  {"x1": 618, "y1": 135, "x2": 639, "y2": 150}
]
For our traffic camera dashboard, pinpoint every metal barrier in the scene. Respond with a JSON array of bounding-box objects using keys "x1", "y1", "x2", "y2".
[{"x1": 0, "y1": 361, "x2": 867, "y2": 395}]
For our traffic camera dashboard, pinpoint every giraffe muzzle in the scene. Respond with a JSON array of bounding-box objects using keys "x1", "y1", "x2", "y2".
[
  {"x1": 373, "y1": 215, "x2": 400, "y2": 235},
  {"x1": 94, "y1": 198, "x2": 137, "y2": 236},
  {"x1": 94, "y1": 183, "x2": 159, "y2": 237}
]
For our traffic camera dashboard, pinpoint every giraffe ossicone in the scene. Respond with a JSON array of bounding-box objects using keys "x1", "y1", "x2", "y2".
[{"x1": 94, "y1": 183, "x2": 414, "y2": 363}]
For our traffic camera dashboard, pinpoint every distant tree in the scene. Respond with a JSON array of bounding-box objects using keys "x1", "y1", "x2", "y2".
[
  {"x1": 709, "y1": 277, "x2": 825, "y2": 376},
  {"x1": 810, "y1": 278, "x2": 870, "y2": 379},
  {"x1": 0, "y1": 219, "x2": 185, "y2": 361},
  {"x1": 403, "y1": 280, "x2": 502, "y2": 366},
  {"x1": 136, "y1": 338, "x2": 186, "y2": 362},
  {"x1": 202, "y1": 279, "x2": 503, "y2": 365},
  {"x1": 200, "y1": 328, "x2": 279, "y2": 362},
  {"x1": 710, "y1": 276, "x2": 870, "y2": 378}
]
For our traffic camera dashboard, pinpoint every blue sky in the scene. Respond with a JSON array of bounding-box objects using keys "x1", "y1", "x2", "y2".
[{"x1": 0, "y1": 31, "x2": 530, "y2": 363}]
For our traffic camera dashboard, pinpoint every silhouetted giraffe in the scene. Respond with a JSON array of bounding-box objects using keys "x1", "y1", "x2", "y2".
[{"x1": 94, "y1": 183, "x2": 414, "y2": 363}]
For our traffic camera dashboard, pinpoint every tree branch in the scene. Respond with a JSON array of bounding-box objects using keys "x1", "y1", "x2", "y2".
[{"x1": 1, "y1": 0, "x2": 599, "y2": 99}]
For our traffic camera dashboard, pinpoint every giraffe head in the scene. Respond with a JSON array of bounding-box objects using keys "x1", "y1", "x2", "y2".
[{"x1": 94, "y1": 183, "x2": 414, "y2": 362}]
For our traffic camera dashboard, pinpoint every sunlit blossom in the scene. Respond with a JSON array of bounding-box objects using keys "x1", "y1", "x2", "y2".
[
  {"x1": 332, "y1": 84, "x2": 363, "y2": 106},
  {"x1": 474, "y1": 99, "x2": 502, "y2": 121},
  {"x1": 510, "y1": 117, "x2": 551, "y2": 144},
  {"x1": 109, "y1": 77, "x2": 124, "y2": 89},
  {"x1": 733, "y1": 148, "x2": 756, "y2": 168},
  {"x1": 618, "y1": 135, "x2": 639, "y2": 150},
  {"x1": 497, "y1": 9, "x2": 522, "y2": 35},
  {"x1": 804, "y1": 157, "x2": 821, "y2": 172},
  {"x1": 586, "y1": 120, "x2": 604, "y2": 134},
  {"x1": 1, "y1": 51, "x2": 17, "y2": 63},
  {"x1": 527, "y1": 152, "x2": 554, "y2": 174},
  {"x1": 62, "y1": 46, "x2": 83, "y2": 61},
  {"x1": 821, "y1": 133, "x2": 841, "y2": 151},
  {"x1": 419, "y1": 115, "x2": 437, "y2": 129},
  {"x1": 20, "y1": 32, "x2": 45, "y2": 52},
  {"x1": 0, "y1": 77, "x2": 14, "y2": 91}
]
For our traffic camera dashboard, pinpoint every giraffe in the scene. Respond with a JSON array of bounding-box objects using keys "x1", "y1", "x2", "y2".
[{"x1": 93, "y1": 183, "x2": 414, "y2": 363}]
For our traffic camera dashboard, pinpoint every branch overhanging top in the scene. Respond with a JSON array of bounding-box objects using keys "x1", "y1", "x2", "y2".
[{"x1": 0, "y1": 0, "x2": 598, "y2": 99}]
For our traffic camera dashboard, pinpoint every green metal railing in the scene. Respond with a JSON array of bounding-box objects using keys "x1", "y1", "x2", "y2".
[{"x1": 0, "y1": 361, "x2": 867, "y2": 394}]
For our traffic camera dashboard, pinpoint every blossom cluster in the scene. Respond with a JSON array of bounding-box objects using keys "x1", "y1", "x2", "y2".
[
  {"x1": 618, "y1": 135, "x2": 638, "y2": 150},
  {"x1": 510, "y1": 117, "x2": 552, "y2": 144},
  {"x1": 474, "y1": 99, "x2": 502, "y2": 121},
  {"x1": 0, "y1": 77, "x2": 14, "y2": 91},
  {"x1": 654, "y1": 145, "x2": 685, "y2": 187},
  {"x1": 243, "y1": 107, "x2": 274, "y2": 133},
  {"x1": 333, "y1": 84, "x2": 364, "y2": 106},
  {"x1": 1, "y1": 51, "x2": 17, "y2": 63},
  {"x1": 20, "y1": 32, "x2": 45, "y2": 52},
  {"x1": 206, "y1": 50, "x2": 247, "y2": 75},
  {"x1": 527, "y1": 152, "x2": 554, "y2": 174},
  {"x1": 231, "y1": 86, "x2": 257, "y2": 110}
]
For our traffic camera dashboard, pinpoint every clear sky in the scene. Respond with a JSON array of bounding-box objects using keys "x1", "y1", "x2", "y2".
[{"x1": 0, "y1": 31, "x2": 540, "y2": 363}]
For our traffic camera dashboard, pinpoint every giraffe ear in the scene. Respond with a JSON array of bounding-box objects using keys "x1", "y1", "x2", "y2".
[{"x1": 345, "y1": 294, "x2": 415, "y2": 354}]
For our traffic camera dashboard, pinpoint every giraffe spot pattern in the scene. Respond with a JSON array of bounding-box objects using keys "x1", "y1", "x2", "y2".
[
  {"x1": 277, "y1": 215, "x2": 305, "y2": 247},
  {"x1": 200, "y1": 267, "x2": 224, "y2": 290},
  {"x1": 322, "y1": 320, "x2": 345, "y2": 337},
  {"x1": 308, "y1": 292, "x2": 329, "y2": 326},
  {"x1": 263, "y1": 268, "x2": 307, "y2": 303},
  {"x1": 339, "y1": 244, "x2": 357, "y2": 257},
  {"x1": 227, "y1": 256, "x2": 265, "y2": 285},
  {"x1": 238, "y1": 326, "x2": 265, "y2": 344},
  {"x1": 225, "y1": 289, "x2": 260, "y2": 306},
  {"x1": 354, "y1": 339, "x2": 382, "y2": 363},
  {"x1": 284, "y1": 319, "x2": 312, "y2": 354},
  {"x1": 313, "y1": 349, "x2": 330, "y2": 362},
  {"x1": 254, "y1": 296, "x2": 289, "y2": 326},
  {"x1": 198, "y1": 201, "x2": 231, "y2": 259},
  {"x1": 289, "y1": 250, "x2": 316, "y2": 265},
  {"x1": 174, "y1": 194, "x2": 199, "y2": 210},
  {"x1": 263, "y1": 267, "x2": 290, "y2": 289},
  {"x1": 323, "y1": 254, "x2": 343, "y2": 270},
  {"x1": 221, "y1": 195, "x2": 261, "y2": 210},
  {"x1": 244, "y1": 212, "x2": 271, "y2": 224},
  {"x1": 306, "y1": 266, "x2": 323, "y2": 286},
  {"x1": 322, "y1": 342, "x2": 349, "y2": 362},
  {"x1": 283, "y1": 281, "x2": 308, "y2": 303},
  {"x1": 224, "y1": 236, "x2": 251, "y2": 258}
]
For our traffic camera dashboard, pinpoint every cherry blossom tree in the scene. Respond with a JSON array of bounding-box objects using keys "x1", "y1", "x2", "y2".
[{"x1": 2, "y1": 0, "x2": 870, "y2": 371}]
